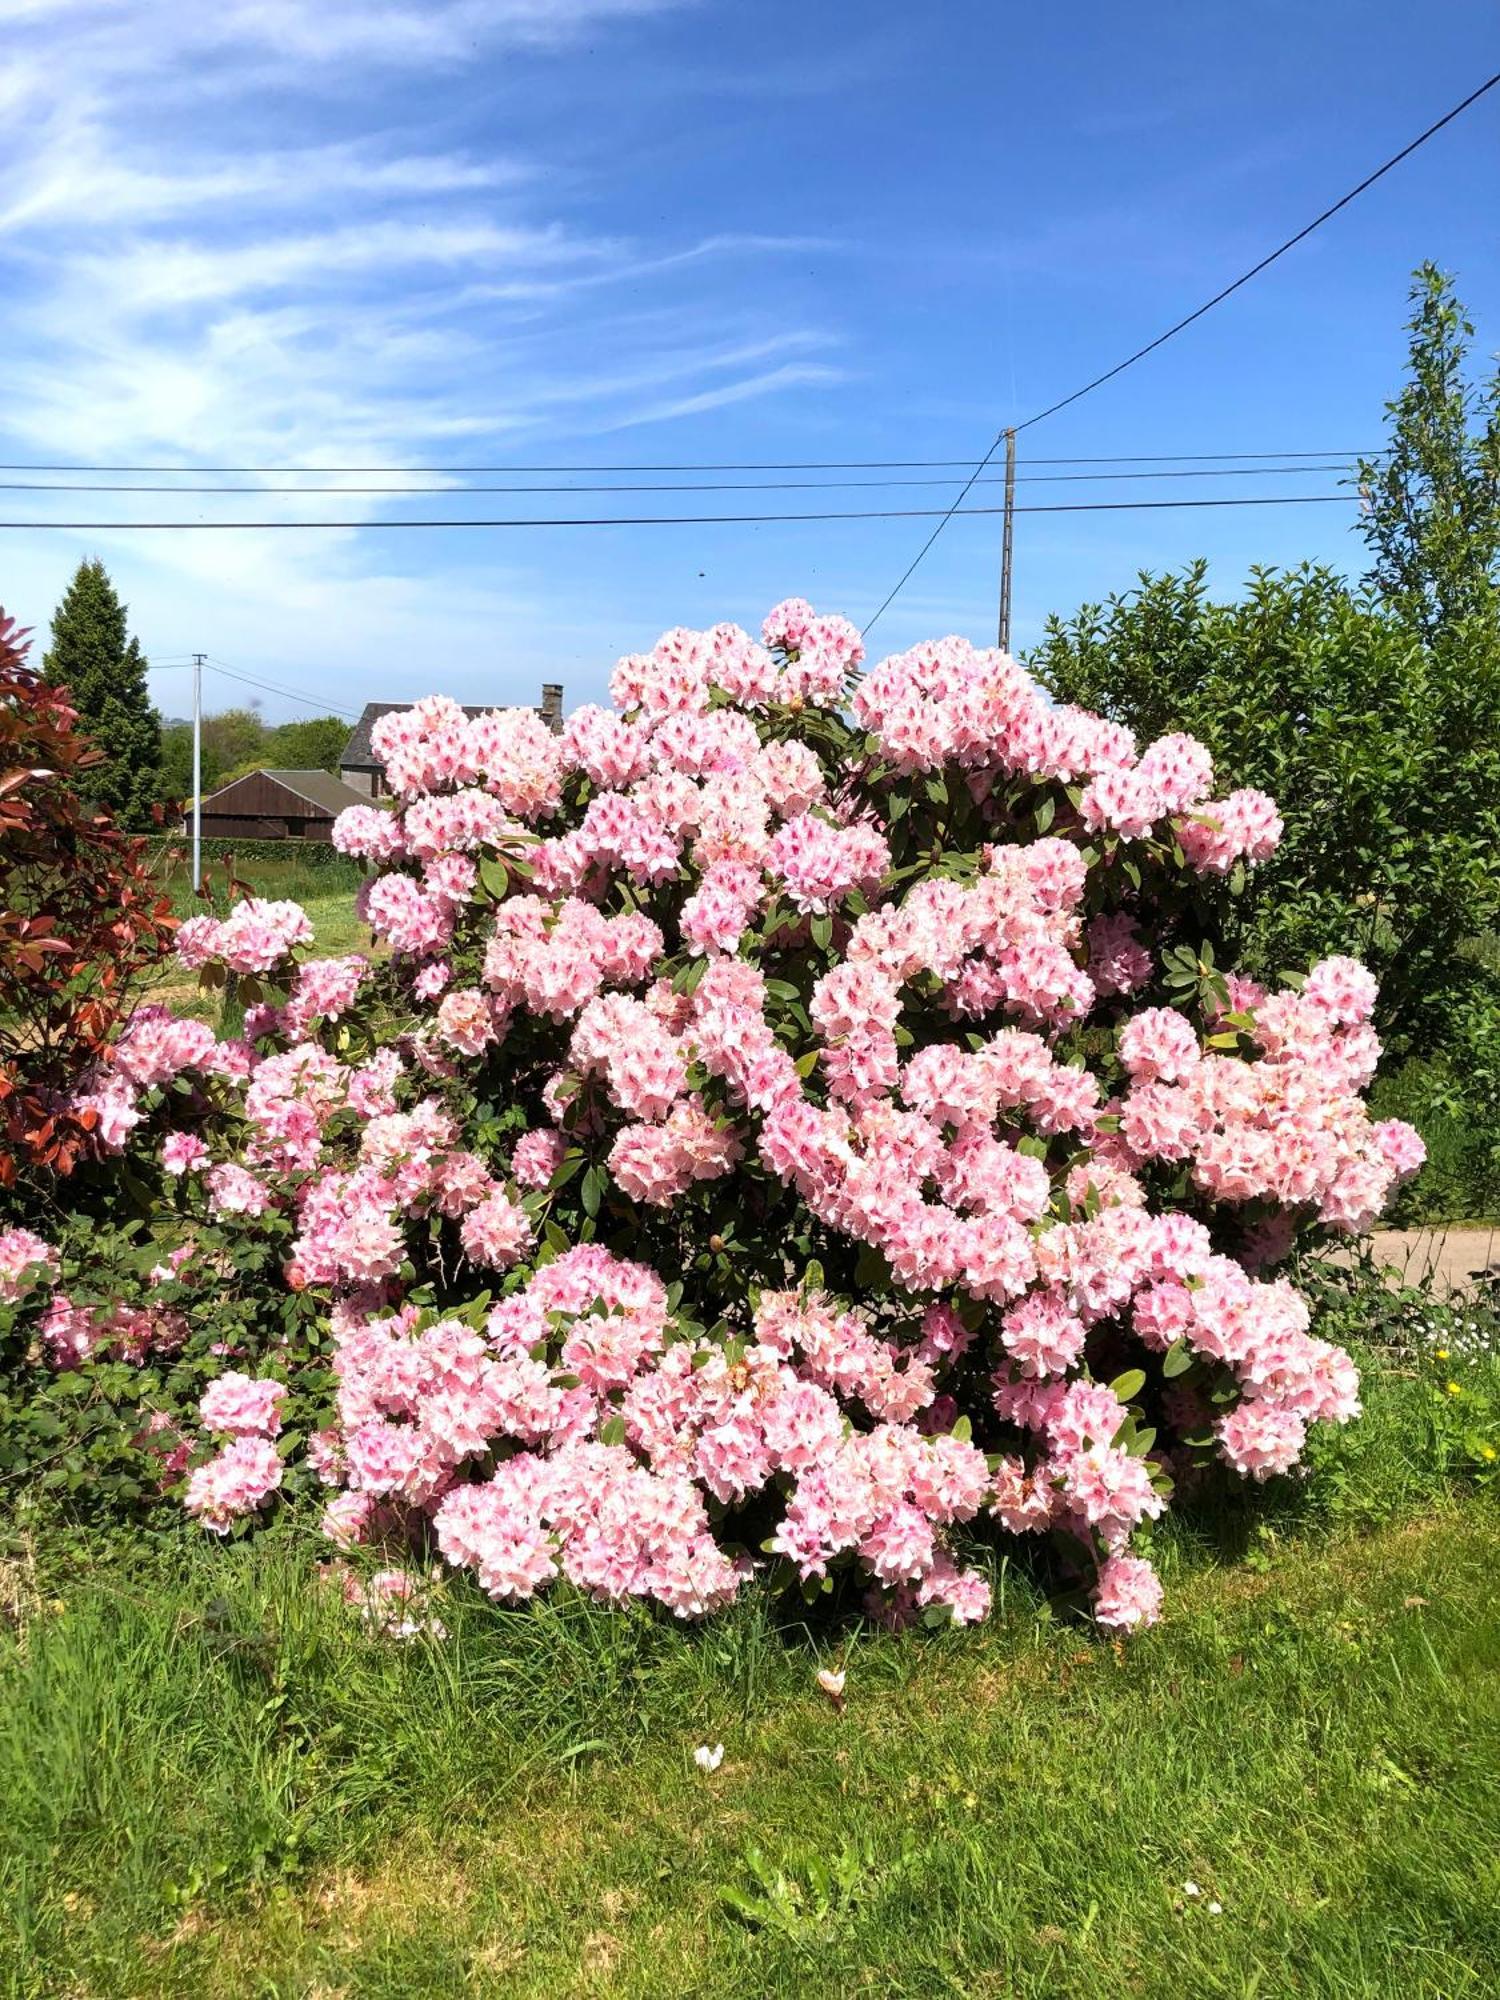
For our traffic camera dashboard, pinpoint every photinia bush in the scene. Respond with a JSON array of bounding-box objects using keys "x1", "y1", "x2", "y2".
[
  {"x1": 0, "y1": 604, "x2": 177, "y2": 1187},
  {"x1": 6, "y1": 601, "x2": 1425, "y2": 1629}
]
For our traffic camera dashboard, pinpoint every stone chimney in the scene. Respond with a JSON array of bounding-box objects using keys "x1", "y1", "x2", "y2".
[{"x1": 540, "y1": 682, "x2": 564, "y2": 733}]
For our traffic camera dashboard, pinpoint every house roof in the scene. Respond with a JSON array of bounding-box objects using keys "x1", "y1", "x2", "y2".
[
  {"x1": 340, "y1": 689, "x2": 564, "y2": 769},
  {"x1": 260, "y1": 768, "x2": 373, "y2": 814},
  {"x1": 196, "y1": 767, "x2": 370, "y2": 816}
]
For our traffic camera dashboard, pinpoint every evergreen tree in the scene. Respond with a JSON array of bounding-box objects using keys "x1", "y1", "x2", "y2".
[{"x1": 43, "y1": 559, "x2": 163, "y2": 829}]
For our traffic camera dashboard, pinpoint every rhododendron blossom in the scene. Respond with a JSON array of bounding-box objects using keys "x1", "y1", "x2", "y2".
[
  {"x1": 0, "y1": 1228, "x2": 58, "y2": 1305},
  {"x1": 45, "y1": 600, "x2": 1425, "y2": 1634}
]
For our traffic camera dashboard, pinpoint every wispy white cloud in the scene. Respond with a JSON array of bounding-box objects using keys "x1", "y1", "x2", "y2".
[
  {"x1": 54, "y1": 218, "x2": 611, "y2": 313},
  {"x1": 0, "y1": 0, "x2": 852, "y2": 710},
  {"x1": 0, "y1": 0, "x2": 693, "y2": 69},
  {"x1": 0, "y1": 135, "x2": 530, "y2": 232},
  {"x1": 592, "y1": 361, "x2": 847, "y2": 432}
]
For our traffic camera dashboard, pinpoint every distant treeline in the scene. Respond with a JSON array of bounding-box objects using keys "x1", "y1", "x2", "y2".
[{"x1": 159, "y1": 709, "x2": 350, "y2": 803}]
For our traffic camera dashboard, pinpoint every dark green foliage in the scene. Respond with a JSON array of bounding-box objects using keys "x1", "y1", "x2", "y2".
[
  {"x1": 42, "y1": 560, "x2": 162, "y2": 831},
  {"x1": 1369, "y1": 1051, "x2": 1500, "y2": 1224},
  {"x1": 0, "y1": 1205, "x2": 333, "y2": 1532},
  {"x1": 1031, "y1": 562, "x2": 1500, "y2": 1057}
]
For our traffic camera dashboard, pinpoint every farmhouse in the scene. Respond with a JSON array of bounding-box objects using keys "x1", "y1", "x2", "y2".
[
  {"x1": 338, "y1": 683, "x2": 565, "y2": 798},
  {"x1": 186, "y1": 767, "x2": 371, "y2": 843}
]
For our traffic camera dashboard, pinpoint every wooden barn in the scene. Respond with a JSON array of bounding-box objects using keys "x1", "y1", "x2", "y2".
[{"x1": 186, "y1": 768, "x2": 372, "y2": 842}]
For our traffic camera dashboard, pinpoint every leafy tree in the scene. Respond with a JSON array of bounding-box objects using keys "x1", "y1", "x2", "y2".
[
  {"x1": 42, "y1": 560, "x2": 163, "y2": 830},
  {"x1": 1356, "y1": 264, "x2": 1500, "y2": 640},
  {"x1": 157, "y1": 721, "x2": 196, "y2": 805},
  {"x1": 200, "y1": 707, "x2": 266, "y2": 781},
  {"x1": 1031, "y1": 562, "x2": 1500, "y2": 1059},
  {"x1": 154, "y1": 708, "x2": 350, "y2": 804},
  {"x1": 266, "y1": 715, "x2": 349, "y2": 771}
]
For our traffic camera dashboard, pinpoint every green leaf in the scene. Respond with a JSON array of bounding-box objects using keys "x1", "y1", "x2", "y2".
[
  {"x1": 1162, "y1": 1340, "x2": 1193, "y2": 1378},
  {"x1": 718, "y1": 1886, "x2": 776, "y2": 1928},
  {"x1": 811, "y1": 912, "x2": 833, "y2": 951},
  {"x1": 1109, "y1": 1368, "x2": 1147, "y2": 1403},
  {"x1": 1033, "y1": 793, "x2": 1055, "y2": 833},
  {"x1": 479, "y1": 855, "x2": 510, "y2": 901}
]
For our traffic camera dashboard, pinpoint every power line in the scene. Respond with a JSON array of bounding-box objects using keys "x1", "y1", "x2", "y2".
[
  {"x1": 151, "y1": 657, "x2": 365, "y2": 719},
  {"x1": 862, "y1": 68, "x2": 1500, "y2": 637},
  {"x1": 0, "y1": 493, "x2": 1354, "y2": 531},
  {"x1": 205, "y1": 660, "x2": 364, "y2": 719},
  {"x1": 0, "y1": 461, "x2": 1360, "y2": 497},
  {"x1": 0, "y1": 447, "x2": 1381, "y2": 475},
  {"x1": 1016, "y1": 76, "x2": 1500, "y2": 435}
]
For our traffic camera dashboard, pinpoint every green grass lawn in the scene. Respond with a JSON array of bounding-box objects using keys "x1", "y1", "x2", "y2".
[{"x1": 4, "y1": 1348, "x2": 1499, "y2": 1999}]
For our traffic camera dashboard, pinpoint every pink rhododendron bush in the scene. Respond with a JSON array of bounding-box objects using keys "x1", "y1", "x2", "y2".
[{"x1": 3, "y1": 599, "x2": 1426, "y2": 1632}]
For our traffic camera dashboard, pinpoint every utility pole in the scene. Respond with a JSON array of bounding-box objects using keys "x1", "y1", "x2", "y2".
[
  {"x1": 997, "y1": 429, "x2": 1017, "y2": 652},
  {"x1": 191, "y1": 652, "x2": 205, "y2": 893}
]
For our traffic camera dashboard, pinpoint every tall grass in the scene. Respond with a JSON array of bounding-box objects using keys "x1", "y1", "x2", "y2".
[{"x1": 142, "y1": 838, "x2": 366, "y2": 919}]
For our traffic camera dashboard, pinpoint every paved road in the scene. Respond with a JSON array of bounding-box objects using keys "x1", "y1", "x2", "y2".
[{"x1": 1356, "y1": 1227, "x2": 1500, "y2": 1293}]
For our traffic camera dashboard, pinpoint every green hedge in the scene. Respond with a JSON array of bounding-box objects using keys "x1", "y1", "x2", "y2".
[{"x1": 142, "y1": 834, "x2": 364, "y2": 875}]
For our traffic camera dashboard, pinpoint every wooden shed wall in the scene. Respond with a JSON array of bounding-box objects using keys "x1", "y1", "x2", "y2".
[
  {"x1": 198, "y1": 813, "x2": 335, "y2": 842},
  {"x1": 190, "y1": 772, "x2": 338, "y2": 843}
]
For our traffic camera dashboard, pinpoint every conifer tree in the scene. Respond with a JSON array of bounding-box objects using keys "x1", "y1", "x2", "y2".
[{"x1": 43, "y1": 558, "x2": 163, "y2": 829}]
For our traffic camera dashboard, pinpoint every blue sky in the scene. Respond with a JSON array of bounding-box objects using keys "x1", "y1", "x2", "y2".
[{"x1": 1, "y1": 0, "x2": 1496, "y2": 726}]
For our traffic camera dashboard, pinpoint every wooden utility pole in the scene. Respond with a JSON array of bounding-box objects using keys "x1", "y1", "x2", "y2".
[{"x1": 997, "y1": 429, "x2": 1017, "y2": 651}]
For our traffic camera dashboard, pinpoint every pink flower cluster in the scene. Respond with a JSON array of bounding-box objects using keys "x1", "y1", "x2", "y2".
[
  {"x1": 176, "y1": 899, "x2": 314, "y2": 975},
  {"x1": 0, "y1": 1227, "x2": 58, "y2": 1305},
  {"x1": 185, "y1": 1437, "x2": 283, "y2": 1532},
  {"x1": 146, "y1": 600, "x2": 1424, "y2": 1632}
]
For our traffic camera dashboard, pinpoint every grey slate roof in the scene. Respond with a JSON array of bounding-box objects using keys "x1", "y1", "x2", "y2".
[{"x1": 339, "y1": 687, "x2": 565, "y2": 771}]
